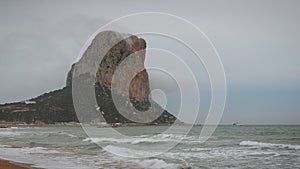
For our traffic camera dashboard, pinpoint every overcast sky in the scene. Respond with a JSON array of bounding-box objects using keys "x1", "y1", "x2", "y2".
[{"x1": 0, "y1": 0, "x2": 299, "y2": 124}]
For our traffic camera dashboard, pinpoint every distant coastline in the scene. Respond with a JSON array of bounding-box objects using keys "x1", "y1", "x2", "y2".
[
  {"x1": 0, "y1": 120, "x2": 184, "y2": 128},
  {"x1": 1, "y1": 121, "x2": 298, "y2": 128}
]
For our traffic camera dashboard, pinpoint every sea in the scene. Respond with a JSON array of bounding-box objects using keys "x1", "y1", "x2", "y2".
[{"x1": 0, "y1": 125, "x2": 299, "y2": 169}]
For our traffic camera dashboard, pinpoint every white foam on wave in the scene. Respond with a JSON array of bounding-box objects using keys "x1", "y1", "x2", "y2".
[
  {"x1": 0, "y1": 130, "x2": 22, "y2": 136},
  {"x1": 56, "y1": 131, "x2": 77, "y2": 138},
  {"x1": 103, "y1": 145, "x2": 181, "y2": 168},
  {"x1": 184, "y1": 147, "x2": 212, "y2": 152},
  {"x1": 83, "y1": 137, "x2": 133, "y2": 143},
  {"x1": 0, "y1": 146, "x2": 72, "y2": 169},
  {"x1": 133, "y1": 159, "x2": 181, "y2": 169},
  {"x1": 131, "y1": 134, "x2": 185, "y2": 144},
  {"x1": 0, "y1": 128, "x2": 32, "y2": 137},
  {"x1": 163, "y1": 146, "x2": 286, "y2": 162},
  {"x1": 0, "y1": 146, "x2": 60, "y2": 155},
  {"x1": 83, "y1": 133, "x2": 197, "y2": 145},
  {"x1": 103, "y1": 145, "x2": 158, "y2": 158},
  {"x1": 247, "y1": 151, "x2": 281, "y2": 156},
  {"x1": 131, "y1": 137, "x2": 164, "y2": 144},
  {"x1": 0, "y1": 145, "x2": 135, "y2": 169},
  {"x1": 240, "y1": 141, "x2": 300, "y2": 150}
]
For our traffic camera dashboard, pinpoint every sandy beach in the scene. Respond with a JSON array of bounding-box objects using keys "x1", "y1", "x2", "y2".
[{"x1": 0, "y1": 159, "x2": 32, "y2": 169}]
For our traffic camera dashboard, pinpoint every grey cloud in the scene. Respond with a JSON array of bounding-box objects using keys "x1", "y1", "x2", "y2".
[
  {"x1": 0, "y1": 0, "x2": 299, "y2": 124},
  {"x1": 0, "y1": 14, "x2": 108, "y2": 103}
]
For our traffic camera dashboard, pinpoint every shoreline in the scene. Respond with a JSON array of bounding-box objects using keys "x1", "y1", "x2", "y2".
[
  {"x1": 0, "y1": 159, "x2": 34, "y2": 169},
  {"x1": 0, "y1": 121, "x2": 185, "y2": 128},
  {"x1": 0, "y1": 122, "x2": 82, "y2": 128},
  {"x1": 1, "y1": 122, "x2": 298, "y2": 128}
]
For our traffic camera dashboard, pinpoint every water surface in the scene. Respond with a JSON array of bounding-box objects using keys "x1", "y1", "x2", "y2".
[{"x1": 0, "y1": 125, "x2": 299, "y2": 168}]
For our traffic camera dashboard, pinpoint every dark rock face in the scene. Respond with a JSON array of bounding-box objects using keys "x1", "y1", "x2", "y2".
[{"x1": 0, "y1": 31, "x2": 177, "y2": 124}]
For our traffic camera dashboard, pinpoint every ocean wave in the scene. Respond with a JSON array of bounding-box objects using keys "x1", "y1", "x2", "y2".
[
  {"x1": 0, "y1": 131, "x2": 23, "y2": 136},
  {"x1": 21, "y1": 147, "x2": 61, "y2": 154},
  {"x1": 0, "y1": 146, "x2": 61, "y2": 156},
  {"x1": 132, "y1": 134, "x2": 190, "y2": 144},
  {"x1": 240, "y1": 141, "x2": 300, "y2": 150},
  {"x1": 0, "y1": 145, "x2": 11, "y2": 148},
  {"x1": 133, "y1": 159, "x2": 181, "y2": 169},
  {"x1": 83, "y1": 134, "x2": 196, "y2": 145},
  {"x1": 83, "y1": 136, "x2": 173, "y2": 145},
  {"x1": 103, "y1": 145, "x2": 181, "y2": 168},
  {"x1": 83, "y1": 137, "x2": 136, "y2": 143},
  {"x1": 103, "y1": 145, "x2": 155, "y2": 157},
  {"x1": 0, "y1": 146, "x2": 88, "y2": 169},
  {"x1": 54, "y1": 131, "x2": 78, "y2": 138},
  {"x1": 183, "y1": 147, "x2": 212, "y2": 152}
]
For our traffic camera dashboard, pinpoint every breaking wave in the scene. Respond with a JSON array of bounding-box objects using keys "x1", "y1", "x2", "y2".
[
  {"x1": 103, "y1": 145, "x2": 182, "y2": 168},
  {"x1": 83, "y1": 134, "x2": 196, "y2": 144},
  {"x1": 240, "y1": 141, "x2": 300, "y2": 150}
]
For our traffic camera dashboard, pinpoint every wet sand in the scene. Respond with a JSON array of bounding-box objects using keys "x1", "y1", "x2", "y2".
[{"x1": 0, "y1": 159, "x2": 31, "y2": 169}]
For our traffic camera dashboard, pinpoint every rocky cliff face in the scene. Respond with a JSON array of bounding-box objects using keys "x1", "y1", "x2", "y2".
[
  {"x1": 67, "y1": 32, "x2": 150, "y2": 102},
  {"x1": 0, "y1": 31, "x2": 177, "y2": 124},
  {"x1": 96, "y1": 34, "x2": 149, "y2": 102}
]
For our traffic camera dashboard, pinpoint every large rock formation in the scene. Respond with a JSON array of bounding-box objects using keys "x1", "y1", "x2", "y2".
[{"x1": 0, "y1": 31, "x2": 177, "y2": 125}]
